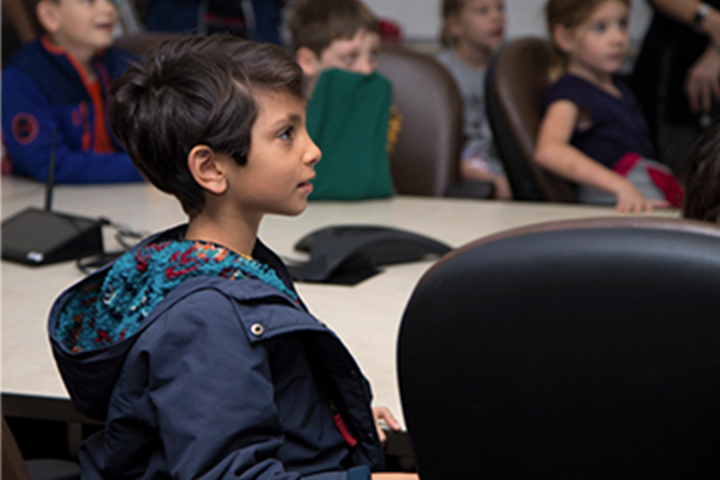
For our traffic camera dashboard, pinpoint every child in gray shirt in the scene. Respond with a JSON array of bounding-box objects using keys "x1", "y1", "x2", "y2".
[{"x1": 437, "y1": 0, "x2": 511, "y2": 199}]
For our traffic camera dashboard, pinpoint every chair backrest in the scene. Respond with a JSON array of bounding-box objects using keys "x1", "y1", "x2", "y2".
[
  {"x1": 486, "y1": 37, "x2": 575, "y2": 202},
  {"x1": 398, "y1": 216, "x2": 720, "y2": 479},
  {"x1": 113, "y1": 31, "x2": 181, "y2": 56},
  {"x1": 2, "y1": 418, "x2": 31, "y2": 480},
  {"x1": 6, "y1": 0, "x2": 42, "y2": 43},
  {"x1": 377, "y1": 45, "x2": 462, "y2": 196}
]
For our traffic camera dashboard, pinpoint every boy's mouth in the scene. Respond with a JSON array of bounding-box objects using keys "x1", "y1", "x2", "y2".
[
  {"x1": 95, "y1": 22, "x2": 115, "y2": 31},
  {"x1": 298, "y1": 178, "x2": 314, "y2": 194}
]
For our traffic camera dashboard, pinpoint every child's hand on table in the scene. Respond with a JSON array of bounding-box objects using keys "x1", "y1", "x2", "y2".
[{"x1": 614, "y1": 180, "x2": 670, "y2": 213}]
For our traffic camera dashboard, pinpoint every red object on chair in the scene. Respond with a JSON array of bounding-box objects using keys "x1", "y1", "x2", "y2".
[{"x1": 378, "y1": 18, "x2": 403, "y2": 44}]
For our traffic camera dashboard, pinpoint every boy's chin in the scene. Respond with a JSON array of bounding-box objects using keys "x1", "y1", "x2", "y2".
[
  {"x1": 487, "y1": 37, "x2": 505, "y2": 50},
  {"x1": 275, "y1": 201, "x2": 309, "y2": 217},
  {"x1": 291, "y1": 202, "x2": 309, "y2": 216},
  {"x1": 97, "y1": 38, "x2": 115, "y2": 49},
  {"x1": 89, "y1": 32, "x2": 116, "y2": 49}
]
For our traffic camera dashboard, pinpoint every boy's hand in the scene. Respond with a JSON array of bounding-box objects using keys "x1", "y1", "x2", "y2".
[{"x1": 372, "y1": 406, "x2": 402, "y2": 446}]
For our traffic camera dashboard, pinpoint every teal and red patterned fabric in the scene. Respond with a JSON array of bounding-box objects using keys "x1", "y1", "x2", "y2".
[{"x1": 55, "y1": 239, "x2": 298, "y2": 353}]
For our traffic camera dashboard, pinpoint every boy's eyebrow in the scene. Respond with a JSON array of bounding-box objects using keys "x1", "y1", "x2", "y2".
[{"x1": 271, "y1": 114, "x2": 302, "y2": 130}]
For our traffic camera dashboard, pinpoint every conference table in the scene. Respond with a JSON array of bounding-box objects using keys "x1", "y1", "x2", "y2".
[{"x1": 2, "y1": 177, "x2": 663, "y2": 429}]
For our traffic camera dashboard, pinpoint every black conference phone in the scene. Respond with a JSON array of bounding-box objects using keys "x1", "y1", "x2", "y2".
[{"x1": 288, "y1": 225, "x2": 452, "y2": 285}]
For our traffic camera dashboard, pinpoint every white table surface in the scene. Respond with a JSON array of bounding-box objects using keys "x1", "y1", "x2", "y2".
[{"x1": 2, "y1": 177, "x2": 652, "y2": 423}]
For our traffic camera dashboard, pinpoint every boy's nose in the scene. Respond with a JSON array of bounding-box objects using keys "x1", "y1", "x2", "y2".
[
  {"x1": 305, "y1": 136, "x2": 321, "y2": 166},
  {"x1": 354, "y1": 58, "x2": 376, "y2": 75},
  {"x1": 610, "y1": 29, "x2": 627, "y2": 44}
]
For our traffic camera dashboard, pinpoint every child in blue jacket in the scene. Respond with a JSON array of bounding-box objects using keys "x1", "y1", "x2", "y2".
[
  {"x1": 48, "y1": 34, "x2": 416, "y2": 480},
  {"x1": 2, "y1": 0, "x2": 142, "y2": 183}
]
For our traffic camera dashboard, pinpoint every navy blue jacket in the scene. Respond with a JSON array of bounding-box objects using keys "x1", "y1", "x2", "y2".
[
  {"x1": 48, "y1": 226, "x2": 383, "y2": 479},
  {"x1": 144, "y1": 0, "x2": 282, "y2": 45},
  {"x1": 2, "y1": 36, "x2": 143, "y2": 183}
]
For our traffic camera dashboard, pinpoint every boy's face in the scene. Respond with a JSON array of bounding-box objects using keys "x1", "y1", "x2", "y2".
[
  {"x1": 298, "y1": 28, "x2": 381, "y2": 83},
  {"x1": 224, "y1": 90, "x2": 321, "y2": 218},
  {"x1": 40, "y1": 0, "x2": 118, "y2": 54},
  {"x1": 450, "y1": 0, "x2": 505, "y2": 52}
]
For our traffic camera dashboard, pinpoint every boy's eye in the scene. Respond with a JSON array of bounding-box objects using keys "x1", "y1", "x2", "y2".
[
  {"x1": 279, "y1": 126, "x2": 294, "y2": 141},
  {"x1": 343, "y1": 54, "x2": 357, "y2": 66},
  {"x1": 618, "y1": 19, "x2": 629, "y2": 30},
  {"x1": 591, "y1": 22, "x2": 606, "y2": 33}
]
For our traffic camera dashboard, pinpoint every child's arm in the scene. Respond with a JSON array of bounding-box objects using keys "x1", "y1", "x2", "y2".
[
  {"x1": 1, "y1": 69, "x2": 143, "y2": 184},
  {"x1": 459, "y1": 161, "x2": 513, "y2": 200},
  {"x1": 535, "y1": 100, "x2": 661, "y2": 213},
  {"x1": 650, "y1": 0, "x2": 720, "y2": 48}
]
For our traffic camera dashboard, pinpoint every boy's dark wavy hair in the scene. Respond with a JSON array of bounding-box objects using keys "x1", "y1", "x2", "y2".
[
  {"x1": 682, "y1": 122, "x2": 720, "y2": 223},
  {"x1": 109, "y1": 34, "x2": 303, "y2": 218}
]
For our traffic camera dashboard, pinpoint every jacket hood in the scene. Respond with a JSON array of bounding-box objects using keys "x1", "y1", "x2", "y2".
[{"x1": 48, "y1": 225, "x2": 301, "y2": 420}]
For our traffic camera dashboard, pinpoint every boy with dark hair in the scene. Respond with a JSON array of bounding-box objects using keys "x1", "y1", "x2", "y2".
[
  {"x1": 288, "y1": 0, "x2": 381, "y2": 95},
  {"x1": 48, "y1": 34, "x2": 416, "y2": 480},
  {"x1": 286, "y1": 0, "x2": 398, "y2": 201},
  {"x1": 2, "y1": 0, "x2": 142, "y2": 183}
]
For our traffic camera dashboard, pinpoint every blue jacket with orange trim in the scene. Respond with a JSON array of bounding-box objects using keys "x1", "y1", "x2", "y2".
[{"x1": 2, "y1": 36, "x2": 143, "y2": 183}]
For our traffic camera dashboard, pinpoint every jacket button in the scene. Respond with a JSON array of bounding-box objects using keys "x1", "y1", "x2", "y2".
[{"x1": 250, "y1": 323, "x2": 264, "y2": 336}]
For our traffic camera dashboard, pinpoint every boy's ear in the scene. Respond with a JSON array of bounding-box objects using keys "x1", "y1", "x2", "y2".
[
  {"x1": 553, "y1": 24, "x2": 575, "y2": 54},
  {"x1": 296, "y1": 47, "x2": 321, "y2": 78},
  {"x1": 36, "y1": 0, "x2": 61, "y2": 34},
  {"x1": 187, "y1": 145, "x2": 228, "y2": 196}
]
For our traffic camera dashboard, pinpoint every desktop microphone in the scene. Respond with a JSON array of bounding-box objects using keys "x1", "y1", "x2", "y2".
[{"x1": 1, "y1": 130, "x2": 105, "y2": 266}]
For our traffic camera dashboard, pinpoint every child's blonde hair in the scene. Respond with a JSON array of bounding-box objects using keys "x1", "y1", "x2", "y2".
[
  {"x1": 440, "y1": 0, "x2": 467, "y2": 48},
  {"x1": 545, "y1": 0, "x2": 630, "y2": 80}
]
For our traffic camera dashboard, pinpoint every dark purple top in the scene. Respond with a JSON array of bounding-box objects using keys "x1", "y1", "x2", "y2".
[{"x1": 545, "y1": 73, "x2": 656, "y2": 169}]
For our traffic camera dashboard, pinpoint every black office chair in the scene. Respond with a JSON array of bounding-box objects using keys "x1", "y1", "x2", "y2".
[
  {"x1": 398, "y1": 216, "x2": 720, "y2": 479},
  {"x1": 486, "y1": 37, "x2": 575, "y2": 202},
  {"x1": 2, "y1": 417, "x2": 80, "y2": 480}
]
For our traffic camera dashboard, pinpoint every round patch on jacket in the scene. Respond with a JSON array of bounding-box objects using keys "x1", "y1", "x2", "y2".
[{"x1": 12, "y1": 113, "x2": 39, "y2": 145}]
